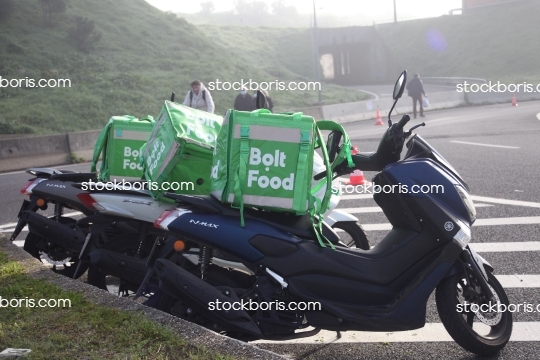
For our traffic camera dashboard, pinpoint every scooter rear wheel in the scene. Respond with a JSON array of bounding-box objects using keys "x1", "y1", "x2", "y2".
[
  {"x1": 331, "y1": 222, "x2": 369, "y2": 250},
  {"x1": 436, "y1": 270, "x2": 512, "y2": 356},
  {"x1": 23, "y1": 217, "x2": 88, "y2": 278}
]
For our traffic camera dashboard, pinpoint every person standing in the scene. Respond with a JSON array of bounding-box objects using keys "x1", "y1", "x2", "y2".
[
  {"x1": 261, "y1": 89, "x2": 274, "y2": 112},
  {"x1": 183, "y1": 80, "x2": 215, "y2": 113},
  {"x1": 406, "y1": 73, "x2": 426, "y2": 118},
  {"x1": 251, "y1": 89, "x2": 274, "y2": 112},
  {"x1": 233, "y1": 87, "x2": 255, "y2": 111}
]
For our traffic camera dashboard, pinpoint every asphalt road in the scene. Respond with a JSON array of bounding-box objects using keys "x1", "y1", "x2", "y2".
[{"x1": 1, "y1": 101, "x2": 540, "y2": 359}]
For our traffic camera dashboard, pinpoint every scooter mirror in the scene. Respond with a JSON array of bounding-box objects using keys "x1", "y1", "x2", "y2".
[
  {"x1": 327, "y1": 130, "x2": 342, "y2": 163},
  {"x1": 388, "y1": 70, "x2": 408, "y2": 126},
  {"x1": 393, "y1": 70, "x2": 407, "y2": 100}
]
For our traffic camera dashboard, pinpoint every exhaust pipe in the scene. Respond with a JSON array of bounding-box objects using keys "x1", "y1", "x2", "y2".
[
  {"x1": 22, "y1": 211, "x2": 86, "y2": 252},
  {"x1": 155, "y1": 259, "x2": 262, "y2": 336},
  {"x1": 89, "y1": 249, "x2": 148, "y2": 285}
]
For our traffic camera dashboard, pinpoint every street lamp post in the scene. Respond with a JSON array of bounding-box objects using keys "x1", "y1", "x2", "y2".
[{"x1": 313, "y1": 0, "x2": 322, "y2": 104}]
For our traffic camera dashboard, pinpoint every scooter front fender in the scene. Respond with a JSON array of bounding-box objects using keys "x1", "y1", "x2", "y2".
[{"x1": 323, "y1": 208, "x2": 359, "y2": 227}]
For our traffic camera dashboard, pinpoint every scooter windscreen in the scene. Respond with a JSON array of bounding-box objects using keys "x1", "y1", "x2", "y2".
[{"x1": 405, "y1": 134, "x2": 468, "y2": 191}]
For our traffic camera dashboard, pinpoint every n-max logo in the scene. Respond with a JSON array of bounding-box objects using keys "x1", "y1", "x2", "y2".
[
  {"x1": 46, "y1": 184, "x2": 66, "y2": 188},
  {"x1": 189, "y1": 219, "x2": 219, "y2": 228}
]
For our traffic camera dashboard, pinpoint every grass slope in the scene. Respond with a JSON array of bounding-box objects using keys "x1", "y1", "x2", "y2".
[
  {"x1": 0, "y1": 0, "x2": 366, "y2": 135},
  {"x1": 0, "y1": 250, "x2": 232, "y2": 359},
  {"x1": 377, "y1": 0, "x2": 540, "y2": 82}
]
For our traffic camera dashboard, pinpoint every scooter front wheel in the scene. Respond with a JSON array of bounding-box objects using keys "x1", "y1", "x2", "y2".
[
  {"x1": 436, "y1": 270, "x2": 512, "y2": 356},
  {"x1": 331, "y1": 222, "x2": 370, "y2": 250}
]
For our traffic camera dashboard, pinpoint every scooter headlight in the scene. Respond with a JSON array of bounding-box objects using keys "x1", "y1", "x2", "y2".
[{"x1": 455, "y1": 185, "x2": 476, "y2": 223}]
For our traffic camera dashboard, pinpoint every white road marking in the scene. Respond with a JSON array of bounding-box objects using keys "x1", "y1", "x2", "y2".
[
  {"x1": 338, "y1": 193, "x2": 540, "y2": 209},
  {"x1": 363, "y1": 223, "x2": 392, "y2": 231},
  {"x1": 1, "y1": 226, "x2": 28, "y2": 233},
  {"x1": 0, "y1": 222, "x2": 18, "y2": 229},
  {"x1": 475, "y1": 216, "x2": 540, "y2": 226},
  {"x1": 496, "y1": 275, "x2": 540, "y2": 288},
  {"x1": 339, "y1": 207, "x2": 383, "y2": 213},
  {"x1": 536, "y1": 113, "x2": 540, "y2": 121},
  {"x1": 470, "y1": 203, "x2": 494, "y2": 208},
  {"x1": 339, "y1": 194, "x2": 373, "y2": 200},
  {"x1": 252, "y1": 322, "x2": 540, "y2": 344},
  {"x1": 363, "y1": 216, "x2": 540, "y2": 231},
  {"x1": 470, "y1": 195, "x2": 540, "y2": 208},
  {"x1": 470, "y1": 242, "x2": 540, "y2": 252},
  {"x1": 450, "y1": 140, "x2": 519, "y2": 149},
  {"x1": 0, "y1": 211, "x2": 83, "y2": 230},
  {"x1": 340, "y1": 203, "x2": 492, "y2": 214}
]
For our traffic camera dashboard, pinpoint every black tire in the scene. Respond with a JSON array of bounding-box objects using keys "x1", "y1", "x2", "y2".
[
  {"x1": 436, "y1": 270, "x2": 512, "y2": 356},
  {"x1": 331, "y1": 221, "x2": 370, "y2": 250},
  {"x1": 23, "y1": 216, "x2": 88, "y2": 278}
]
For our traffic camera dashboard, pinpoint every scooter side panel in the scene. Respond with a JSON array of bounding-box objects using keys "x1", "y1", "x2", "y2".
[
  {"x1": 167, "y1": 212, "x2": 302, "y2": 263},
  {"x1": 32, "y1": 180, "x2": 92, "y2": 214},
  {"x1": 383, "y1": 159, "x2": 470, "y2": 224}
]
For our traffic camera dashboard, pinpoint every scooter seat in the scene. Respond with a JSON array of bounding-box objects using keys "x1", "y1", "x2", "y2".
[{"x1": 164, "y1": 193, "x2": 333, "y2": 240}]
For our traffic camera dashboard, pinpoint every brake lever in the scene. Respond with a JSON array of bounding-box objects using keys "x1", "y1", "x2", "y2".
[{"x1": 405, "y1": 122, "x2": 426, "y2": 138}]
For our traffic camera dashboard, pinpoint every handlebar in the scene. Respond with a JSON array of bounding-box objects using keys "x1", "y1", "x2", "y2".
[
  {"x1": 313, "y1": 114, "x2": 413, "y2": 181},
  {"x1": 394, "y1": 114, "x2": 410, "y2": 131},
  {"x1": 314, "y1": 171, "x2": 326, "y2": 181}
]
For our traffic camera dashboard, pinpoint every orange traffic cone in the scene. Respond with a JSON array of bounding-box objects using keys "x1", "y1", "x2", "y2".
[
  {"x1": 374, "y1": 110, "x2": 384, "y2": 125},
  {"x1": 512, "y1": 94, "x2": 518, "y2": 106},
  {"x1": 347, "y1": 170, "x2": 367, "y2": 185},
  {"x1": 351, "y1": 145, "x2": 359, "y2": 155}
]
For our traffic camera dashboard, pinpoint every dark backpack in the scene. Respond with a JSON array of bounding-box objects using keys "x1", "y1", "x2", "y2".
[{"x1": 189, "y1": 89, "x2": 206, "y2": 107}]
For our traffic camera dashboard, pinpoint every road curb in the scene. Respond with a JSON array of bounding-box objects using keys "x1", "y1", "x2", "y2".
[{"x1": 0, "y1": 232, "x2": 289, "y2": 360}]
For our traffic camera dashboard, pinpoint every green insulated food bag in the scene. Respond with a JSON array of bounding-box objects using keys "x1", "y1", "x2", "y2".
[
  {"x1": 141, "y1": 101, "x2": 223, "y2": 200},
  {"x1": 91, "y1": 115, "x2": 155, "y2": 181},
  {"x1": 211, "y1": 109, "x2": 335, "y2": 223}
]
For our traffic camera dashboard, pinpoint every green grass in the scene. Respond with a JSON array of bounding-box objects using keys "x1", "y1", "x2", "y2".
[
  {"x1": 0, "y1": 0, "x2": 367, "y2": 135},
  {"x1": 0, "y1": 250, "x2": 234, "y2": 359},
  {"x1": 377, "y1": 0, "x2": 540, "y2": 83}
]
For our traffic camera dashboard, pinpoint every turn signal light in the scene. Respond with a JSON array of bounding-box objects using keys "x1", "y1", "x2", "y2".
[{"x1": 173, "y1": 240, "x2": 185, "y2": 252}]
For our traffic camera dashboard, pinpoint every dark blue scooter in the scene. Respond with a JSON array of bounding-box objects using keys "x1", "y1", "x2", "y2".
[{"x1": 146, "y1": 71, "x2": 512, "y2": 356}]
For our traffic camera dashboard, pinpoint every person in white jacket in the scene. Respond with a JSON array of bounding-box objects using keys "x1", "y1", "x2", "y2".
[{"x1": 183, "y1": 80, "x2": 215, "y2": 113}]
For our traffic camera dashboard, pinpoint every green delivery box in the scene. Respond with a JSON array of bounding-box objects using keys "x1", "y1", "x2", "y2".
[
  {"x1": 141, "y1": 101, "x2": 223, "y2": 200},
  {"x1": 210, "y1": 109, "x2": 335, "y2": 217},
  {"x1": 91, "y1": 115, "x2": 155, "y2": 181}
]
